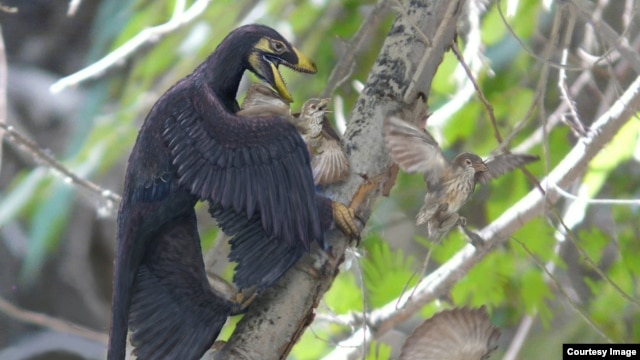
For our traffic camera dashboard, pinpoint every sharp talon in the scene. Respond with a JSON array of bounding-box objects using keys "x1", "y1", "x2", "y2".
[
  {"x1": 230, "y1": 288, "x2": 258, "y2": 315},
  {"x1": 460, "y1": 225, "x2": 484, "y2": 248},
  {"x1": 332, "y1": 201, "x2": 361, "y2": 241}
]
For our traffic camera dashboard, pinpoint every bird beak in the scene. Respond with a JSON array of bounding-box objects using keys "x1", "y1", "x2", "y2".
[
  {"x1": 267, "y1": 47, "x2": 317, "y2": 104},
  {"x1": 473, "y1": 162, "x2": 489, "y2": 172},
  {"x1": 317, "y1": 98, "x2": 331, "y2": 111}
]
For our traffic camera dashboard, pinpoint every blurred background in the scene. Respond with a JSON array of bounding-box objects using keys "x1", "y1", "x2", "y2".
[{"x1": 0, "y1": 0, "x2": 639, "y2": 359}]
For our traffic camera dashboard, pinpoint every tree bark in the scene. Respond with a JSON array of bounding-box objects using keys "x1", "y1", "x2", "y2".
[{"x1": 211, "y1": 1, "x2": 465, "y2": 359}]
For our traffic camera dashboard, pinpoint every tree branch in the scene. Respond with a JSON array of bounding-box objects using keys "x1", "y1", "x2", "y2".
[
  {"x1": 212, "y1": 1, "x2": 465, "y2": 359},
  {"x1": 0, "y1": 123, "x2": 121, "y2": 206},
  {"x1": 326, "y1": 73, "x2": 640, "y2": 358},
  {"x1": 0, "y1": 25, "x2": 6, "y2": 172},
  {"x1": 0, "y1": 295, "x2": 108, "y2": 344},
  {"x1": 50, "y1": 0, "x2": 211, "y2": 93}
]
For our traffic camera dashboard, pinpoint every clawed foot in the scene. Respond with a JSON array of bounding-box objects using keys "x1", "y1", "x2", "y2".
[
  {"x1": 230, "y1": 288, "x2": 259, "y2": 315},
  {"x1": 436, "y1": 203, "x2": 449, "y2": 213},
  {"x1": 332, "y1": 201, "x2": 361, "y2": 244},
  {"x1": 208, "y1": 273, "x2": 259, "y2": 315},
  {"x1": 459, "y1": 224, "x2": 485, "y2": 248}
]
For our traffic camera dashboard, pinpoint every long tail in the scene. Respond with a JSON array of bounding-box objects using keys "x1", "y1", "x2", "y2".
[{"x1": 109, "y1": 210, "x2": 232, "y2": 360}]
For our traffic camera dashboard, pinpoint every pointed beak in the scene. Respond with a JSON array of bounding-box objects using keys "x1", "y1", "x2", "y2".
[
  {"x1": 290, "y1": 46, "x2": 318, "y2": 74},
  {"x1": 267, "y1": 46, "x2": 317, "y2": 104},
  {"x1": 473, "y1": 162, "x2": 489, "y2": 172},
  {"x1": 317, "y1": 98, "x2": 331, "y2": 111}
]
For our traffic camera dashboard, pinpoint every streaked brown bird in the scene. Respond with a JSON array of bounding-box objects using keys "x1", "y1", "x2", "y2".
[
  {"x1": 383, "y1": 116, "x2": 539, "y2": 239},
  {"x1": 398, "y1": 307, "x2": 501, "y2": 360},
  {"x1": 239, "y1": 83, "x2": 350, "y2": 185}
]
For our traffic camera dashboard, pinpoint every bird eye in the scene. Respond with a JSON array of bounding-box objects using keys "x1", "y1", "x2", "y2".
[
  {"x1": 465, "y1": 159, "x2": 472, "y2": 166},
  {"x1": 271, "y1": 40, "x2": 286, "y2": 54}
]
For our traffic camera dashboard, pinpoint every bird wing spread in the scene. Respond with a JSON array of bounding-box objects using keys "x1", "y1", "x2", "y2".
[
  {"x1": 383, "y1": 116, "x2": 448, "y2": 188},
  {"x1": 162, "y1": 91, "x2": 322, "y2": 248},
  {"x1": 476, "y1": 154, "x2": 539, "y2": 184},
  {"x1": 312, "y1": 139, "x2": 349, "y2": 185}
]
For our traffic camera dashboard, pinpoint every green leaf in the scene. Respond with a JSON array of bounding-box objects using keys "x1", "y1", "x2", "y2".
[
  {"x1": 291, "y1": 326, "x2": 331, "y2": 360},
  {"x1": 583, "y1": 119, "x2": 640, "y2": 197},
  {"x1": 0, "y1": 168, "x2": 47, "y2": 226},
  {"x1": 325, "y1": 271, "x2": 364, "y2": 314},
  {"x1": 21, "y1": 184, "x2": 74, "y2": 283},
  {"x1": 519, "y1": 268, "x2": 554, "y2": 325},
  {"x1": 361, "y1": 234, "x2": 418, "y2": 307},
  {"x1": 451, "y1": 250, "x2": 513, "y2": 307},
  {"x1": 365, "y1": 340, "x2": 392, "y2": 360},
  {"x1": 576, "y1": 227, "x2": 609, "y2": 265}
]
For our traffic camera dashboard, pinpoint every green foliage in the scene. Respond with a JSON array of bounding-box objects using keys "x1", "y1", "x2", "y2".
[
  {"x1": 291, "y1": 327, "x2": 332, "y2": 360},
  {"x1": 451, "y1": 250, "x2": 512, "y2": 308},
  {"x1": 361, "y1": 234, "x2": 419, "y2": 308},
  {"x1": 325, "y1": 271, "x2": 364, "y2": 314},
  {"x1": 6, "y1": 0, "x2": 639, "y2": 356},
  {"x1": 365, "y1": 340, "x2": 392, "y2": 360}
]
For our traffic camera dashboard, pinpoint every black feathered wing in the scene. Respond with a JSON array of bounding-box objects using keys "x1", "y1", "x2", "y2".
[{"x1": 162, "y1": 87, "x2": 323, "y2": 250}]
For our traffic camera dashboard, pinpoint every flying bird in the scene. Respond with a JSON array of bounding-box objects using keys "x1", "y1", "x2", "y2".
[
  {"x1": 383, "y1": 115, "x2": 538, "y2": 240},
  {"x1": 110, "y1": 24, "x2": 358, "y2": 360},
  {"x1": 239, "y1": 83, "x2": 350, "y2": 185},
  {"x1": 398, "y1": 307, "x2": 501, "y2": 360}
]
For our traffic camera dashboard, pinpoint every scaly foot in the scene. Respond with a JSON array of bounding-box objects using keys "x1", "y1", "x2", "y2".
[{"x1": 332, "y1": 201, "x2": 361, "y2": 242}]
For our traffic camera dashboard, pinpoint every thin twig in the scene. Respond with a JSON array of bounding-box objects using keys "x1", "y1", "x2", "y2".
[
  {"x1": 554, "y1": 184, "x2": 640, "y2": 205},
  {"x1": 0, "y1": 25, "x2": 6, "y2": 171},
  {"x1": 322, "y1": 0, "x2": 390, "y2": 98},
  {"x1": 495, "y1": 0, "x2": 586, "y2": 72},
  {"x1": 67, "y1": 0, "x2": 82, "y2": 16},
  {"x1": 549, "y1": 195, "x2": 640, "y2": 307},
  {"x1": 51, "y1": 0, "x2": 211, "y2": 93},
  {"x1": 450, "y1": 41, "x2": 502, "y2": 144},
  {"x1": 516, "y1": 240, "x2": 612, "y2": 341},
  {"x1": 324, "y1": 72, "x2": 640, "y2": 358},
  {"x1": 557, "y1": 3, "x2": 589, "y2": 137},
  {"x1": 0, "y1": 123, "x2": 121, "y2": 204},
  {"x1": 0, "y1": 296, "x2": 108, "y2": 344},
  {"x1": 568, "y1": 0, "x2": 640, "y2": 75},
  {"x1": 428, "y1": 0, "x2": 488, "y2": 129},
  {"x1": 0, "y1": 3, "x2": 17, "y2": 13}
]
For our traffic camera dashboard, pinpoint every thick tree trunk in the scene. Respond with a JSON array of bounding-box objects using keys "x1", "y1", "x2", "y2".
[{"x1": 211, "y1": 1, "x2": 465, "y2": 359}]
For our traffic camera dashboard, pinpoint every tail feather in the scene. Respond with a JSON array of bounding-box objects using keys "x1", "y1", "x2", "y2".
[
  {"x1": 129, "y1": 266, "x2": 230, "y2": 360},
  {"x1": 122, "y1": 210, "x2": 232, "y2": 360}
]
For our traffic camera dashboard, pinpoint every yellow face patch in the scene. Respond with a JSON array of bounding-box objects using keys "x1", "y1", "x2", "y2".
[{"x1": 249, "y1": 36, "x2": 317, "y2": 103}]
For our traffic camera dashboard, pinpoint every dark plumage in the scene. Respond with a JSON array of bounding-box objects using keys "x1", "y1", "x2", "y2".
[
  {"x1": 383, "y1": 116, "x2": 539, "y2": 239},
  {"x1": 239, "y1": 83, "x2": 350, "y2": 185},
  {"x1": 109, "y1": 24, "x2": 326, "y2": 360}
]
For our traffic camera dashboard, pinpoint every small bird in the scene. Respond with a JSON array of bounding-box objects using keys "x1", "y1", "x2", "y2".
[
  {"x1": 398, "y1": 307, "x2": 501, "y2": 360},
  {"x1": 239, "y1": 83, "x2": 350, "y2": 185},
  {"x1": 383, "y1": 115, "x2": 539, "y2": 239},
  {"x1": 240, "y1": 82, "x2": 290, "y2": 116}
]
